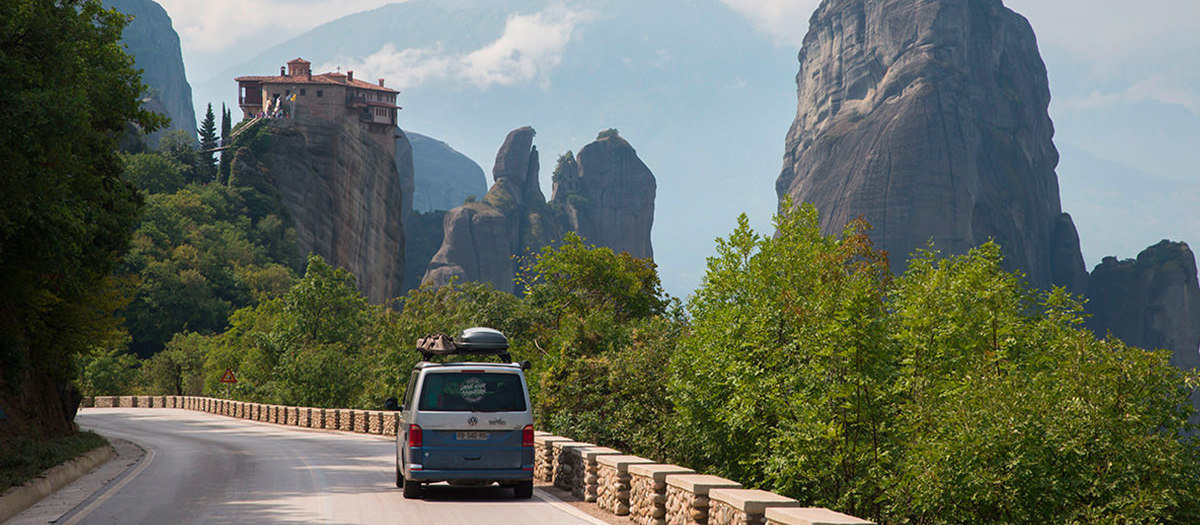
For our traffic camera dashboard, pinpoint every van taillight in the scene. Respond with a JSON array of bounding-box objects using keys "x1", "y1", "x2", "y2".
[
  {"x1": 408, "y1": 424, "x2": 423, "y2": 447},
  {"x1": 522, "y1": 424, "x2": 534, "y2": 447}
]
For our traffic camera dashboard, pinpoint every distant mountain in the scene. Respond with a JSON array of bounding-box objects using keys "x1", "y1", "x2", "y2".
[
  {"x1": 1054, "y1": 99, "x2": 1200, "y2": 186},
  {"x1": 106, "y1": 0, "x2": 195, "y2": 147},
  {"x1": 196, "y1": 0, "x2": 798, "y2": 294},
  {"x1": 408, "y1": 131, "x2": 487, "y2": 213},
  {"x1": 1057, "y1": 143, "x2": 1200, "y2": 269}
]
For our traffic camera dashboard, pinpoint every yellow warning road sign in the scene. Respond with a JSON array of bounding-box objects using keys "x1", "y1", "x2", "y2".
[{"x1": 219, "y1": 368, "x2": 238, "y2": 384}]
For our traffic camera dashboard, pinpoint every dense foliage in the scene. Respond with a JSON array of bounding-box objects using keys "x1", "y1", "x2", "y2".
[
  {"x1": 77, "y1": 159, "x2": 1200, "y2": 523},
  {"x1": 672, "y1": 204, "x2": 1200, "y2": 524},
  {"x1": 118, "y1": 174, "x2": 300, "y2": 357},
  {"x1": 0, "y1": 0, "x2": 163, "y2": 435}
]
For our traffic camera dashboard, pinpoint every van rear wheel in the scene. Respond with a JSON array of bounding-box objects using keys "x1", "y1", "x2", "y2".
[
  {"x1": 403, "y1": 478, "x2": 422, "y2": 499},
  {"x1": 513, "y1": 480, "x2": 533, "y2": 499}
]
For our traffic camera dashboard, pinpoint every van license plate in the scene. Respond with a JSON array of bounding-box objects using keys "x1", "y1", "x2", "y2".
[{"x1": 457, "y1": 431, "x2": 488, "y2": 441}]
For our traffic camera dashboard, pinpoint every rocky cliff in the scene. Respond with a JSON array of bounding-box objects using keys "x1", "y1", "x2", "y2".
[
  {"x1": 551, "y1": 132, "x2": 656, "y2": 259},
  {"x1": 422, "y1": 128, "x2": 656, "y2": 293},
  {"x1": 423, "y1": 127, "x2": 562, "y2": 293},
  {"x1": 408, "y1": 132, "x2": 488, "y2": 212},
  {"x1": 777, "y1": 0, "x2": 1086, "y2": 291},
  {"x1": 1086, "y1": 241, "x2": 1200, "y2": 372},
  {"x1": 229, "y1": 116, "x2": 410, "y2": 303},
  {"x1": 105, "y1": 0, "x2": 196, "y2": 148}
]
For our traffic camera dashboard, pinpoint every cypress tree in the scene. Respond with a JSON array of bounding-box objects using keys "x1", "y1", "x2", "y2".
[
  {"x1": 218, "y1": 103, "x2": 232, "y2": 184},
  {"x1": 198, "y1": 103, "x2": 217, "y2": 181}
]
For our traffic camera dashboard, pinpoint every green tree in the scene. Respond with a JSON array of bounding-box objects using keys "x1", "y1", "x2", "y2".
[
  {"x1": 888, "y1": 244, "x2": 1200, "y2": 524},
  {"x1": 143, "y1": 331, "x2": 207, "y2": 395},
  {"x1": 517, "y1": 233, "x2": 681, "y2": 457},
  {"x1": 670, "y1": 205, "x2": 895, "y2": 517},
  {"x1": 0, "y1": 0, "x2": 163, "y2": 435},
  {"x1": 199, "y1": 255, "x2": 372, "y2": 407},
  {"x1": 159, "y1": 129, "x2": 199, "y2": 184},
  {"x1": 198, "y1": 103, "x2": 218, "y2": 181},
  {"x1": 75, "y1": 334, "x2": 142, "y2": 397},
  {"x1": 218, "y1": 104, "x2": 232, "y2": 184},
  {"x1": 521, "y1": 232, "x2": 668, "y2": 332},
  {"x1": 118, "y1": 183, "x2": 297, "y2": 357},
  {"x1": 122, "y1": 152, "x2": 186, "y2": 194}
]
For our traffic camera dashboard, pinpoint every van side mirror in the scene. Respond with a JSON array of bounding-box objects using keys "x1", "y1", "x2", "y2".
[
  {"x1": 519, "y1": 360, "x2": 532, "y2": 371},
  {"x1": 384, "y1": 397, "x2": 399, "y2": 411}
]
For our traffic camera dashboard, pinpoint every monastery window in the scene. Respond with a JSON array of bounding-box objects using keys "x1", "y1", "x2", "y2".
[
  {"x1": 300, "y1": 88, "x2": 306, "y2": 96},
  {"x1": 317, "y1": 90, "x2": 323, "y2": 98}
]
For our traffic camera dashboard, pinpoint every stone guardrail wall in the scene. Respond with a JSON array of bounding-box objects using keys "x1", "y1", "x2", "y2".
[
  {"x1": 84, "y1": 396, "x2": 871, "y2": 525},
  {"x1": 83, "y1": 396, "x2": 400, "y2": 436}
]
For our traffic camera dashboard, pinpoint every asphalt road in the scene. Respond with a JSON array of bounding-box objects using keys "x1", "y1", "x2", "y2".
[{"x1": 58, "y1": 408, "x2": 607, "y2": 524}]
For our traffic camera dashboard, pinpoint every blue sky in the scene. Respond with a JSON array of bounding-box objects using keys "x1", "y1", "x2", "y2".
[{"x1": 153, "y1": 0, "x2": 1200, "y2": 296}]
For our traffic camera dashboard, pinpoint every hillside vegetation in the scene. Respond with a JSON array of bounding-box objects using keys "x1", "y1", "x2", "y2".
[{"x1": 89, "y1": 191, "x2": 1200, "y2": 523}]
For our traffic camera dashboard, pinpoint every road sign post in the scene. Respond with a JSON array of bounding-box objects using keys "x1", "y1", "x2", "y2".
[{"x1": 219, "y1": 368, "x2": 237, "y2": 399}]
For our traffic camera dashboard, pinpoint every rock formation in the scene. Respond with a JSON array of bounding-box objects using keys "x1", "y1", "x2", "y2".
[
  {"x1": 408, "y1": 132, "x2": 488, "y2": 212},
  {"x1": 422, "y1": 128, "x2": 657, "y2": 293},
  {"x1": 777, "y1": 0, "x2": 1086, "y2": 291},
  {"x1": 1086, "y1": 241, "x2": 1200, "y2": 372},
  {"x1": 551, "y1": 132, "x2": 656, "y2": 259},
  {"x1": 105, "y1": 0, "x2": 196, "y2": 148},
  {"x1": 423, "y1": 127, "x2": 562, "y2": 293},
  {"x1": 229, "y1": 115, "x2": 410, "y2": 303}
]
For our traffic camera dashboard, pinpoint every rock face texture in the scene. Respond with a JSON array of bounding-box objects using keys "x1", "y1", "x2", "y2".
[
  {"x1": 231, "y1": 115, "x2": 409, "y2": 303},
  {"x1": 551, "y1": 134, "x2": 656, "y2": 259},
  {"x1": 408, "y1": 132, "x2": 488, "y2": 212},
  {"x1": 1086, "y1": 241, "x2": 1200, "y2": 372},
  {"x1": 424, "y1": 127, "x2": 562, "y2": 293},
  {"x1": 105, "y1": 0, "x2": 196, "y2": 148},
  {"x1": 423, "y1": 128, "x2": 656, "y2": 293},
  {"x1": 777, "y1": 0, "x2": 1085, "y2": 291}
]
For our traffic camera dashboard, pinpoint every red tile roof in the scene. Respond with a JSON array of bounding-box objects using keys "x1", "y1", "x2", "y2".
[{"x1": 235, "y1": 71, "x2": 398, "y2": 94}]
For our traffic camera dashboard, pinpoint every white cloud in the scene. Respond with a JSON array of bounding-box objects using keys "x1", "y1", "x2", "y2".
[
  {"x1": 318, "y1": 6, "x2": 593, "y2": 91},
  {"x1": 1060, "y1": 76, "x2": 1200, "y2": 115},
  {"x1": 459, "y1": 7, "x2": 592, "y2": 88},
  {"x1": 319, "y1": 45, "x2": 453, "y2": 91},
  {"x1": 719, "y1": 0, "x2": 821, "y2": 48},
  {"x1": 155, "y1": 0, "x2": 403, "y2": 53},
  {"x1": 1005, "y1": 0, "x2": 1200, "y2": 64}
]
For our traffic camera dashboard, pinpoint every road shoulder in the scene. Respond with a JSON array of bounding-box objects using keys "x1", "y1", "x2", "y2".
[{"x1": 3, "y1": 438, "x2": 144, "y2": 525}]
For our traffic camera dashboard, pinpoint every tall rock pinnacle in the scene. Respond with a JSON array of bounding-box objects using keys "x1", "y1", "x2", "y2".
[
  {"x1": 422, "y1": 128, "x2": 657, "y2": 293},
  {"x1": 777, "y1": 0, "x2": 1086, "y2": 291}
]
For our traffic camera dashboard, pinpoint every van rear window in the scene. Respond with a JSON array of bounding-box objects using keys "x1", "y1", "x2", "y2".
[{"x1": 418, "y1": 372, "x2": 526, "y2": 412}]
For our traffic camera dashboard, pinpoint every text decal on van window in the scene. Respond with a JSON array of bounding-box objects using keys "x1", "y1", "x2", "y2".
[
  {"x1": 460, "y1": 377, "x2": 487, "y2": 403},
  {"x1": 419, "y1": 372, "x2": 527, "y2": 412}
]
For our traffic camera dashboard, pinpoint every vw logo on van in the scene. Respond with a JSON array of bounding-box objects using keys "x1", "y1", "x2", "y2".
[{"x1": 467, "y1": 416, "x2": 478, "y2": 426}]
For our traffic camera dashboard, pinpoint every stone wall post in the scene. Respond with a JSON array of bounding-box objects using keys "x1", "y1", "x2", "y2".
[
  {"x1": 533, "y1": 435, "x2": 572, "y2": 483},
  {"x1": 630, "y1": 464, "x2": 695, "y2": 525},
  {"x1": 665, "y1": 475, "x2": 742, "y2": 525},
  {"x1": 764, "y1": 508, "x2": 874, "y2": 525},
  {"x1": 707, "y1": 489, "x2": 799, "y2": 525},
  {"x1": 596, "y1": 455, "x2": 655, "y2": 516},
  {"x1": 382, "y1": 412, "x2": 399, "y2": 436},
  {"x1": 553, "y1": 442, "x2": 596, "y2": 493}
]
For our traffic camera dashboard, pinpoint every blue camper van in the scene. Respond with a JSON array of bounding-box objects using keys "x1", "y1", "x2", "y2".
[{"x1": 386, "y1": 328, "x2": 534, "y2": 499}]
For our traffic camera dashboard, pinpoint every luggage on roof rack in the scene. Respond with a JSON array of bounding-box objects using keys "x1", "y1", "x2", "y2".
[{"x1": 416, "y1": 327, "x2": 511, "y2": 362}]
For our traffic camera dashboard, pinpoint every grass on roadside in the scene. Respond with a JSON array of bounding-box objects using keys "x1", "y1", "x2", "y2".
[{"x1": 0, "y1": 431, "x2": 108, "y2": 493}]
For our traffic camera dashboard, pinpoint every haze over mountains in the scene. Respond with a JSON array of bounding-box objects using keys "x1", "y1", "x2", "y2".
[
  {"x1": 183, "y1": 0, "x2": 1196, "y2": 296},
  {"x1": 167, "y1": 0, "x2": 1197, "y2": 296}
]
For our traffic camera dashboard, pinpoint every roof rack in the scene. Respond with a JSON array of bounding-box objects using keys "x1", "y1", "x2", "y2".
[{"x1": 416, "y1": 327, "x2": 511, "y2": 362}]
